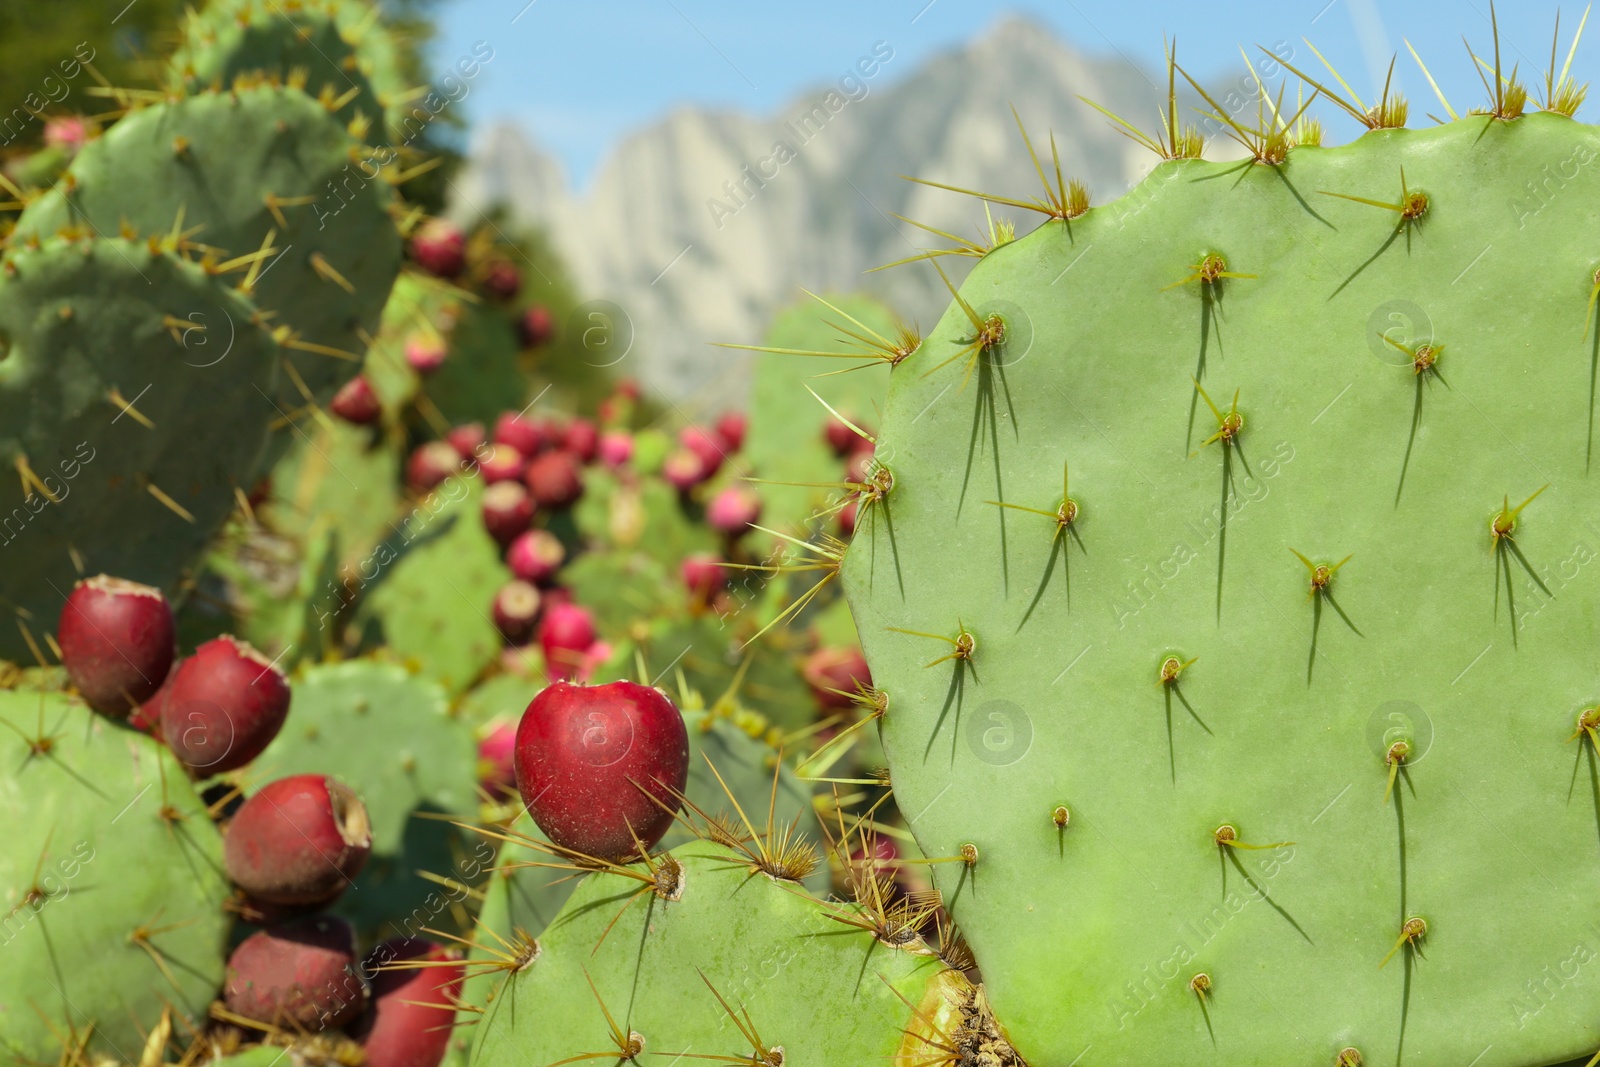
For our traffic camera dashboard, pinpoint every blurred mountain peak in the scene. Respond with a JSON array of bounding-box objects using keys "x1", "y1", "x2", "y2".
[{"x1": 452, "y1": 16, "x2": 1170, "y2": 406}]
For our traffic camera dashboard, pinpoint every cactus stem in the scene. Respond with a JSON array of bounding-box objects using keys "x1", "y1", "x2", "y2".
[{"x1": 1380, "y1": 916, "x2": 1428, "y2": 968}]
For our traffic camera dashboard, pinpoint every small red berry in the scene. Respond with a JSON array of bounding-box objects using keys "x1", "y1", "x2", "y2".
[
  {"x1": 160, "y1": 636, "x2": 291, "y2": 775},
  {"x1": 539, "y1": 603, "x2": 597, "y2": 682},
  {"x1": 506, "y1": 529, "x2": 565, "y2": 586},
  {"x1": 410, "y1": 219, "x2": 465, "y2": 278},
  {"x1": 351, "y1": 938, "x2": 465, "y2": 1067},
  {"x1": 493, "y1": 411, "x2": 546, "y2": 456},
  {"x1": 224, "y1": 915, "x2": 367, "y2": 1029},
  {"x1": 519, "y1": 305, "x2": 555, "y2": 348},
  {"x1": 524, "y1": 450, "x2": 584, "y2": 509},
  {"x1": 224, "y1": 774, "x2": 371, "y2": 906},
  {"x1": 58, "y1": 575, "x2": 175, "y2": 717},
  {"x1": 802, "y1": 646, "x2": 872, "y2": 710},
  {"x1": 482, "y1": 482, "x2": 535, "y2": 546},
  {"x1": 407, "y1": 441, "x2": 461, "y2": 493},
  {"x1": 493, "y1": 581, "x2": 543, "y2": 646},
  {"x1": 715, "y1": 411, "x2": 747, "y2": 453},
  {"x1": 513, "y1": 680, "x2": 689, "y2": 860},
  {"x1": 330, "y1": 375, "x2": 382, "y2": 425},
  {"x1": 706, "y1": 485, "x2": 761, "y2": 537}
]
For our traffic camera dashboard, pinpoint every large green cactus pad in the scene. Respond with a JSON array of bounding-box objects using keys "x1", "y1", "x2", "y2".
[
  {"x1": 0, "y1": 688, "x2": 229, "y2": 1062},
  {"x1": 470, "y1": 841, "x2": 950, "y2": 1066},
  {"x1": 845, "y1": 111, "x2": 1600, "y2": 1066},
  {"x1": 0, "y1": 237, "x2": 279, "y2": 658},
  {"x1": 13, "y1": 85, "x2": 399, "y2": 413}
]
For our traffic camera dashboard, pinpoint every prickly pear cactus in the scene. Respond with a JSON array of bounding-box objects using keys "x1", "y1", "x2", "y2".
[
  {"x1": 251, "y1": 659, "x2": 480, "y2": 939},
  {"x1": 170, "y1": 0, "x2": 387, "y2": 134},
  {"x1": 350, "y1": 480, "x2": 511, "y2": 693},
  {"x1": 13, "y1": 83, "x2": 400, "y2": 414},
  {"x1": 0, "y1": 237, "x2": 280, "y2": 659},
  {"x1": 844, "y1": 109, "x2": 1600, "y2": 1065},
  {"x1": 744, "y1": 292, "x2": 897, "y2": 525},
  {"x1": 470, "y1": 841, "x2": 954, "y2": 1066},
  {"x1": 0, "y1": 688, "x2": 230, "y2": 1062}
]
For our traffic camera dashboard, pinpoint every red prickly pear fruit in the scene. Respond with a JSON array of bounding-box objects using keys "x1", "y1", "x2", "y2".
[
  {"x1": 506, "y1": 529, "x2": 565, "y2": 586},
  {"x1": 524, "y1": 450, "x2": 584, "y2": 510},
  {"x1": 493, "y1": 581, "x2": 543, "y2": 646},
  {"x1": 598, "y1": 431, "x2": 634, "y2": 469},
  {"x1": 715, "y1": 411, "x2": 747, "y2": 453},
  {"x1": 680, "y1": 553, "x2": 726, "y2": 604},
  {"x1": 706, "y1": 485, "x2": 761, "y2": 537},
  {"x1": 482, "y1": 260, "x2": 521, "y2": 302},
  {"x1": 224, "y1": 775, "x2": 371, "y2": 906},
  {"x1": 824, "y1": 418, "x2": 860, "y2": 457},
  {"x1": 445, "y1": 422, "x2": 486, "y2": 461},
  {"x1": 513, "y1": 680, "x2": 689, "y2": 860},
  {"x1": 493, "y1": 411, "x2": 546, "y2": 457},
  {"x1": 404, "y1": 333, "x2": 448, "y2": 375},
  {"x1": 407, "y1": 442, "x2": 461, "y2": 493},
  {"x1": 477, "y1": 443, "x2": 526, "y2": 485},
  {"x1": 410, "y1": 219, "x2": 465, "y2": 278},
  {"x1": 330, "y1": 375, "x2": 382, "y2": 425},
  {"x1": 224, "y1": 915, "x2": 367, "y2": 1029},
  {"x1": 129, "y1": 657, "x2": 178, "y2": 735},
  {"x1": 563, "y1": 418, "x2": 599, "y2": 463},
  {"x1": 482, "y1": 482, "x2": 535, "y2": 546},
  {"x1": 661, "y1": 448, "x2": 709, "y2": 492},
  {"x1": 519, "y1": 305, "x2": 555, "y2": 347},
  {"x1": 160, "y1": 636, "x2": 291, "y2": 775},
  {"x1": 43, "y1": 115, "x2": 89, "y2": 154},
  {"x1": 837, "y1": 496, "x2": 860, "y2": 538},
  {"x1": 801, "y1": 646, "x2": 872, "y2": 710},
  {"x1": 57, "y1": 575, "x2": 175, "y2": 717},
  {"x1": 538, "y1": 603, "x2": 597, "y2": 682},
  {"x1": 478, "y1": 722, "x2": 517, "y2": 798},
  {"x1": 351, "y1": 938, "x2": 464, "y2": 1067},
  {"x1": 678, "y1": 427, "x2": 725, "y2": 478}
]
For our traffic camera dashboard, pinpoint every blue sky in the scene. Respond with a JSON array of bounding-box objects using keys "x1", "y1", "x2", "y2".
[{"x1": 429, "y1": 1, "x2": 1598, "y2": 187}]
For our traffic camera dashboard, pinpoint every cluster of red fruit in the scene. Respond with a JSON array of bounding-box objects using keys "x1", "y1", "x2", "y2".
[{"x1": 56, "y1": 578, "x2": 459, "y2": 1063}]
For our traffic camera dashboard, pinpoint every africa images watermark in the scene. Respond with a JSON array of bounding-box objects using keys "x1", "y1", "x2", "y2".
[
  {"x1": 0, "y1": 42, "x2": 97, "y2": 147},
  {"x1": 706, "y1": 41, "x2": 896, "y2": 230}
]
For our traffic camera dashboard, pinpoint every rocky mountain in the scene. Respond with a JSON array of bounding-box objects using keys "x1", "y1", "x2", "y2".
[{"x1": 450, "y1": 16, "x2": 1212, "y2": 407}]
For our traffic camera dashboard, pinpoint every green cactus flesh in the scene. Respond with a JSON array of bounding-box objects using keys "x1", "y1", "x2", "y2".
[
  {"x1": 251, "y1": 659, "x2": 480, "y2": 940},
  {"x1": 13, "y1": 84, "x2": 399, "y2": 417},
  {"x1": 0, "y1": 237, "x2": 280, "y2": 659},
  {"x1": 469, "y1": 841, "x2": 954, "y2": 1066},
  {"x1": 350, "y1": 479, "x2": 510, "y2": 694},
  {"x1": 170, "y1": 0, "x2": 387, "y2": 135},
  {"x1": 745, "y1": 292, "x2": 897, "y2": 527},
  {"x1": 842, "y1": 111, "x2": 1600, "y2": 1065},
  {"x1": 0, "y1": 688, "x2": 229, "y2": 1062}
]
